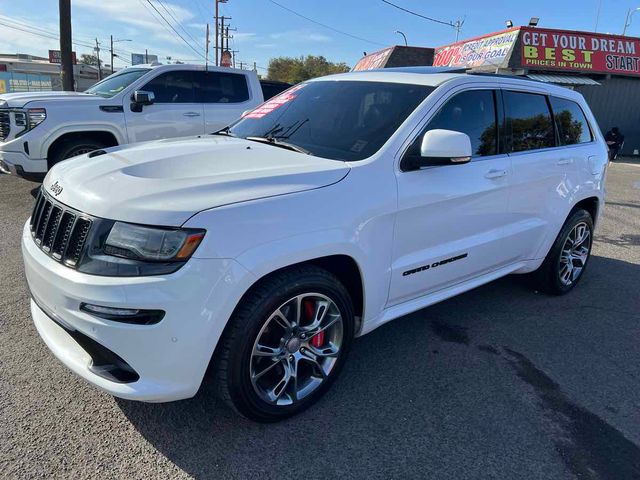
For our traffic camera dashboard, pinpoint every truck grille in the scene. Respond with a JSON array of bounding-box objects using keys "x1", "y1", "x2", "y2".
[
  {"x1": 30, "y1": 189, "x2": 93, "y2": 267},
  {"x1": 0, "y1": 109, "x2": 9, "y2": 141}
]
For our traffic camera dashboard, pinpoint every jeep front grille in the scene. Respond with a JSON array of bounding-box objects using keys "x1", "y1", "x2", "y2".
[{"x1": 30, "y1": 189, "x2": 93, "y2": 267}]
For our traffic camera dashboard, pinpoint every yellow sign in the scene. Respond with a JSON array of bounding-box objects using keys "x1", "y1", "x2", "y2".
[{"x1": 0, "y1": 80, "x2": 6, "y2": 94}]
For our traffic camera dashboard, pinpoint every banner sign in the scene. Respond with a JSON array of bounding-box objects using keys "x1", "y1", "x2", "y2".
[
  {"x1": 0, "y1": 72, "x2": 53, "y2": 93},
  {"x1": 353, "y1": 47, "x2": 393, "y2": 71},
  {"x1": 48, "y1": 50, "x2": 77, "y2": 64},
  {"x1": 433, "y1": 29, "x2": 519, "y2": 69},
  {"x1": 131, "y1": 53, "x2": 159, "y2": 65},
  {"x1": 520, "y1": 27, "x2": 640, "y2": 76}
]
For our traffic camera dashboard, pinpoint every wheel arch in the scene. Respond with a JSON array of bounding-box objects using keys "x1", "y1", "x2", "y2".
[
  {"x1": 571, "y1": 196, "x2": 599, "y2": 226},
  {"x1": 44, "y1": 128, "x2": 122, "y2": 163}
]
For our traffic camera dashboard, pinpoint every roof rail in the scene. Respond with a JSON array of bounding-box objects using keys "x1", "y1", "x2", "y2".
[{"x1": 466, "y1": 71, "x2": 544, "y2": 83}]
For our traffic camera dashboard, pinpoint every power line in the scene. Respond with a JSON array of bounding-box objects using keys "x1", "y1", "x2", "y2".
[
  {"x1": 380, "y1": 0, "x2": 456, "y2": 27},
  {"x1": 140, "y1": 0, "x2": 207, "y2": 61},
  {"x1": 155, "y1": 0, "x2": 209, "y2": 60},
  {"x1": 267, "y1": 0, "x2": 386, "y2": 47}
]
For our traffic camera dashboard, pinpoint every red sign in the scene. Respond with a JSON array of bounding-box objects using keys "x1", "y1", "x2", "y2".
[
  {"x1": 520, "y1": 27, "x2": 640, "y2": 76},
  {"x1": 48, "y1": 50, "x2": 77, "y2": 65},
  {"x1": 353, "y1": 47, "x2": 393, "y2": 71}
]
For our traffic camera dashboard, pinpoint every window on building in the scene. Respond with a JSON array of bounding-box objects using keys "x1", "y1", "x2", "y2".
[
  {"x1": 193, "y1": 71, "x2": 250, "y2": 103},
  {"x1": 420, "y1": 89, "x2": 498, "y2": 157},
  {"x1": 504, "y1": 91, "x2": 555, "y2": 152},
  {"x1": 550, "y1": 96, "x2": 592, "y2": 145},
  {"x1": 142, "y1": 71, "x2": 195, "y2": 103}
]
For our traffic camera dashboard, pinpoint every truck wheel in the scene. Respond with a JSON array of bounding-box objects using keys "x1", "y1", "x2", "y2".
[
  {"x1": 532, "y1": 209, "x2": 594, "y2": 295},
  {"x1": 48, "y1": 139, "x2": 107, "y2": 169},
  {"x1": 215, "y1": 265, "x2": 354, "y2": 422}
]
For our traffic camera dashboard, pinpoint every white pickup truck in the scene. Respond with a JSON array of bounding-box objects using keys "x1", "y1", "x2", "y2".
[{"x1": 0, "y1": 64, "x2": 268, "y2": 180}]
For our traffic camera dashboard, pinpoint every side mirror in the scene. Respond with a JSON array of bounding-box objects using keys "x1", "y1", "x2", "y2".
[
  {"x1": 403, "y1": 129, "x2": 472, "y2": 171},
  {"x1": 132, "y1": 90, "x2": 155, "y2": 105}
]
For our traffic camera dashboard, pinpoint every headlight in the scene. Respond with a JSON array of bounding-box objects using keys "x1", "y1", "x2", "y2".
[
  {"x1": 27, "y1": 108, "x2": 47, "y2": 129},
  {"x1": 104, "y1": 222, "x2": 205, "y2": 261}
]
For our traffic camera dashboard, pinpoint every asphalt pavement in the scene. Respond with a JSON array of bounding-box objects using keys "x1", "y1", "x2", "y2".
[{"x1": 1, "y1": 161, "x2": 639, "y2": 479}]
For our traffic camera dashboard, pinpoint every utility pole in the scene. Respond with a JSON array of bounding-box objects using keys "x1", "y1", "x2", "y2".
[
  {"x1": 95, "y1": 38, "x2": 102, "y2": 81},
  {"x1": 145, "y1": 49, "x2": 149, "y2": 63},
  {"x1": 110, "y1": 35, "x2": 114, "y2": 74},
  {"x1": 214, "y1": 0, "x2": 229, "y2": 66},
  {"x1": 58, "y1": 0, "x2": 74, "y2": 91}
]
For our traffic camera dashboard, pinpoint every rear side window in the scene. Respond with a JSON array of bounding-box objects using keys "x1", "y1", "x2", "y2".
[
  {"x1": 504, "y1": 91, "x2": 555, "y2": 152},
  {"x1": 550, "y1": 97, "x2": 592, "y2": 145},
  {"x1": 194, "y1": 71, "x2": 250, "y2": 103},
  {"x1": 422, "y1": 89, "x2": 498, "y2": 157},
  {"x1": 142, "y1": 71, "x2": 195, "y2": 103}
]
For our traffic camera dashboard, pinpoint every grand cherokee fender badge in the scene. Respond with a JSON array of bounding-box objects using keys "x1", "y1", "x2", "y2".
[
  {"x1": 403, "y1": 253, "x2": 468, "y2": 277},
  {"x1": 49, "y1": 181, "x2": 63, "y2": 197}
]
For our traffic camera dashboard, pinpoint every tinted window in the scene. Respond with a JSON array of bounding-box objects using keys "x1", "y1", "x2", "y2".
[
  {"x1": 422, "y1": 89, "x2": 497, "y2": 157},
  {"x1": 194, "y1": 71, "x2": 249, "y2": 103},
  {"x1": 550, "y1": 97, "x2": 592, "y2": 145},
  {"x1": 260, "y1": 81, "x2": 292, "y2": 100},
  {"x1": 229, "y1": 81, "x2": 434, "y2": 161},
  {"x1": 504, "y1": 91, "x2": 555, "y2": 152},
  {"x1": 142, "y1": 71, "x2": 195, "y2": 103}
]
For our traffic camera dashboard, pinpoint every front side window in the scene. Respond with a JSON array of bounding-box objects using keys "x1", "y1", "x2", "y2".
[
  {"x1": 504, "y1": 91, "x2": 555, "y2": 152},
  {"x1": 550, "y1": 97, "x2": 592, "y2": 145},
  {"x1": 142, "y1": 71, "x2": 195, "y2": 103},
  {"x1": 194, "y1": 71, "x2": 250, "y2": 103},
  {"x1": 85, "y1": 68, "x2": 150, "y2": 98},
  {"x1": 416, "y1": 89, "x2": 498, "y2": 157},
  {"x1": 229, "y1": 81, "x2": 434, "y2": 161}
]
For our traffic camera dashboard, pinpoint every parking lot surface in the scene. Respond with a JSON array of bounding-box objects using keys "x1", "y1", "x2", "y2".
[{"x1": 1, "y1": 161, "x2": 639, "y2": 480}]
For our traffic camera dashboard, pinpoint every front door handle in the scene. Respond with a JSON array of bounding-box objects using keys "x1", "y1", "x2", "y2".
[
  {"x1": 485, "y1": 169, "x2": 508, "y2": 179},
  {"x1": 183, "y1": 112, "x2": 201, "y2": 117},
  {"x1": 557, "y1": 158, "x2": 574, "y2": 165}
]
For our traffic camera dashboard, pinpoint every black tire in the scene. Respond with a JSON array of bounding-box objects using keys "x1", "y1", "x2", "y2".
[
  {"x1": 214, "y1": 265, "x2": 354, "y2": 422},
  {"x1": 531, "y1": 209, "x2": 594, "y2": 295},
  {"x1": 48, "y1": 138, "x2": 106, "y2": 169}
]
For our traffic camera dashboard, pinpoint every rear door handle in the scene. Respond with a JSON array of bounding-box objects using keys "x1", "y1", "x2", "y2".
[
  {"x1": 183, "y1": 112, "x2": 201, "y2": 117},
  {"x1": 557, "y1": 158, "x2": 574, "y2": 165},
  {"x1": 485, "y1": 169, "x2": 508, "y2": 179}
]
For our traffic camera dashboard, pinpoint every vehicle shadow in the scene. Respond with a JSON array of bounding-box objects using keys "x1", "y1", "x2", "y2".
[{"x1": 117, "y1": 255, "x2": 640, "y2": 480}]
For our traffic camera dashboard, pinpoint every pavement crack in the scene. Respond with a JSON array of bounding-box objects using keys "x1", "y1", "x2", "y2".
[{"x1": 504, "y1": 348, "x2": 640, "y2": 480}]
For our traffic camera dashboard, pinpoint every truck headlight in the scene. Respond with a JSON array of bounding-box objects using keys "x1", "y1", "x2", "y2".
[
  {"x1": 104, "y1": 222, "x2": 205, "y2": 262},
  {"x1": 27, "y1": 108, "x2": 47, "y2": 129}
]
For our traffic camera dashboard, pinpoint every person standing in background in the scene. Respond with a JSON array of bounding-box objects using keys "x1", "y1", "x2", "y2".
[{"x1": 605, "y1": 127, "x2": 624, "y2": 161}]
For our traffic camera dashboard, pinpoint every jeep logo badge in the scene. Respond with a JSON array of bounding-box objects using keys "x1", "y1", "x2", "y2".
[{"x1": 50, "y1": 181, "x2": 63, "y2": 197}]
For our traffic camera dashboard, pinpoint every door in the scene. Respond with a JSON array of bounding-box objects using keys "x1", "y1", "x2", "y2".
[
  {"x1": 193, "y1": 70, "x2": 254, "y2": 133},
  {"x1": 388, "y1": 88, "x2": 512, "y2": 306},
  {"x1": 124, "y1": 70, "x2": 204, "y2": 143},
  {"x1": 500, "y1": 90, "x2": 584, "y2": 262}
]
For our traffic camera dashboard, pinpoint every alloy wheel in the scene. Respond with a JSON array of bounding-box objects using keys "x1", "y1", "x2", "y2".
[
  {"x1": 558, "y1": 221, "x2": 591, "y2": 286},
  {"x1": 249, "y1": 293, "x2": 344, "y2": 406}
]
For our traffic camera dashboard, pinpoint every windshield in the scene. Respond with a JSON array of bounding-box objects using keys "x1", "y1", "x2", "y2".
[
  {"x1": 85, "y1": 68, "x2": 151, "y2": 98},
  {"x1": 228, "y1": 80, "x2": 434, "y2": 161}
]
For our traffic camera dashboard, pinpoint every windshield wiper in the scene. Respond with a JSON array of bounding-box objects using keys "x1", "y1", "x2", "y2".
[
  {"x1": 245, "y1": 136, "x2": 311, "y2": 155},
  {"x1": 212, "y1": 126, "x2": 236, "y2": 137}
]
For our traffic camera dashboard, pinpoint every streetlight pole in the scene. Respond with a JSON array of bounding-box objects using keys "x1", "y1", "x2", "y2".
[
  {"x1": 395, "y1": 30, "x2": 408, "y2": 46},
  {"x1": 623, "y1": 7, "x2": 640, "y2": 35},
  {"x1": 110, "y1": 36, "x2": 132, "y2": 74}
]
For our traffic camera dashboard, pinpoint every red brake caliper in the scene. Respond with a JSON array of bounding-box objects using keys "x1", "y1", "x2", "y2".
[{"x1": 303, "y1": 300, "x2": 324, "y2": 347}]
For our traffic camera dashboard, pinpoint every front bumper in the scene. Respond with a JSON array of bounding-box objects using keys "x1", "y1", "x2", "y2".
[
  {"x1": 0, "y1": 149, "x2": 47, "y2": 176},
  {"x1": 22, "y1": 221, "x2": 252, "y2": 402}
]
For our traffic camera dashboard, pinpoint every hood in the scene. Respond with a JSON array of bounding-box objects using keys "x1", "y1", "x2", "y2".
[
  {"x1": 0, "y1": 91, "x2": 99, "y2": 108},
  {"x1": 43, "y1": 136, "x2": 350, "y2": 226}
]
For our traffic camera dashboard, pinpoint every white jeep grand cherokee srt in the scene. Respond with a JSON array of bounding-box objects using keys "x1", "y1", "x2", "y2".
[{"x1": 22, "y1": 68, "x2": 608, "y2": 422}]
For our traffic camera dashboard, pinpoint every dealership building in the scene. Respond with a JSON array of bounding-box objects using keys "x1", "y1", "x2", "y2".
[{"x1": 357, "y1": 26, "x2": 640, "y2": 156}]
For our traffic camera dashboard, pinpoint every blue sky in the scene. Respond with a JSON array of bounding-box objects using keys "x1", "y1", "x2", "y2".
[{"x1": 1, "y1": 0, "x2": 639, "y2": 71}]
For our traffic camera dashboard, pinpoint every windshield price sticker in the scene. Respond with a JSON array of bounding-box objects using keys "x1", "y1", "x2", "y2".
[{"x1": 244, "y1": 84, "x2": 307, "y2": 119}]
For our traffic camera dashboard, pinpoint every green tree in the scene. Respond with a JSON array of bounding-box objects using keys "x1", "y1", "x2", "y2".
[
  {"x1": 267, "y1": 55, "x2": 350, "y2": 83},
  {"x1": 79, "y1": 54, "x2": 99, "y2": 66}
]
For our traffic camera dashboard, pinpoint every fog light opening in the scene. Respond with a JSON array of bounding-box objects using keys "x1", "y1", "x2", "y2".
[{"x1": 80, "y1": 303, "x2": 165, "y2": 325}]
